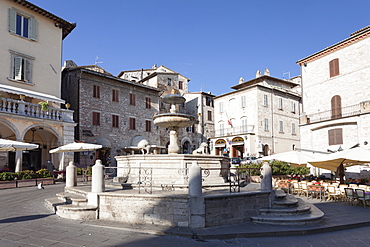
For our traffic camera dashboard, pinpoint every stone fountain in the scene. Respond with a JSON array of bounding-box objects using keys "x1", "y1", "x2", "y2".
[{"x1": 153, "y1": 93, "x2": 195, "y2": 154}]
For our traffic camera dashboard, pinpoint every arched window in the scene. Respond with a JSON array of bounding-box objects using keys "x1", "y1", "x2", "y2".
[
  {"x1": 182, "y1": 141, "x2": 191, "y2": 154},
  {"x1": 331, "y1": 95, "x2": 342, "y2": 119}
]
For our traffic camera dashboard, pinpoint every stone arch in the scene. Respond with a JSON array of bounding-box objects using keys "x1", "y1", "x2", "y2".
[{"x1": 0, "y1": 118, "x2": 20, "y2": 140}]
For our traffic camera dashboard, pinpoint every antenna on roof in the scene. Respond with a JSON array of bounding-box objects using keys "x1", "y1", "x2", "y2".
[
  {"x1": 283, "y1": 70, "x2": 290, "y2": 79},
  {"x1": 200, "y1": 84, "x2": 205, "y2": 92},
  {"x1": 95, "y1": 55, "x2": 103, "y2": 65}
]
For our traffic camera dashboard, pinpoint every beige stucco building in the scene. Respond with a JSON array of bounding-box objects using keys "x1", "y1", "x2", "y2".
[
  {"x1": 298, "y1": 26, "x2": 370, "y2": 176},
  {"x1": 0, "y1": 0, "x2": 75, "y2": 171},
  {"x1": 211, "y1": 70, "x2": 301, "y2": 158}
]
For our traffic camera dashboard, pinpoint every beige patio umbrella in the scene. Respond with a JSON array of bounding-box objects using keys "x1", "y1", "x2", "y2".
[
  {"x1": 0, "y1": 138, "x2": 39, "y2": 151},
  {"x1": 308, "y1": 147, "x2": 370, "y2": 183},
  {"x1": 258, "y1": 150, "x2": 315, "y2": 167}
]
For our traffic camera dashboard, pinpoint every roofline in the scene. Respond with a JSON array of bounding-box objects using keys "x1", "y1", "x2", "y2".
[
  {"x1": 231, "y1": 75, "x2": 298, "y2": 90},
  {"x1": 297, "y1": 26, "x2": 370, "y2": 65},
  {"x1": 117, "y1": 65, "x2": 191, "y2": 81},
  {"x1": 64, "y1": 67, "x2": 161, "y2": 92},
  {"x1": 185, "y1": 92, "x2": 215, "y2": 97},
  {"x1": 13, "y1": 0, "x2": 76, "y2": 39}
]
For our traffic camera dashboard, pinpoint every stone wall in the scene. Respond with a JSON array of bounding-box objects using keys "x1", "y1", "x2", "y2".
[{"x1": 204, "y1": 191, "x2": 270, "y2": 227}]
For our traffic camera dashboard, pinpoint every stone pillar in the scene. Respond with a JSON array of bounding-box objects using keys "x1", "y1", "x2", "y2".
[
  {"x1": 188, "y1": 161, "x2": 205, "y2": 228},
  {"x1": 66, "y1": 161, "x2": 77, "y2": 187},
  {"x1": 261, "y1": 162, "x2": 272, "y2": 191},
  {"x1": 15, "y1": 151, "x2": 22, "y2": 172},
  {"x1": 168, "y1": 127, "x2": 180, "y2": 154},
  {"x1": 91, "y1": 159, "x2": 105, "y2": 193}
]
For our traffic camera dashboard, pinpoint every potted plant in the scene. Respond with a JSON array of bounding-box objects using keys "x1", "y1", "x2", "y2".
[{"x1": 38, "y1": 101, "x2": 49, "y2": 111}]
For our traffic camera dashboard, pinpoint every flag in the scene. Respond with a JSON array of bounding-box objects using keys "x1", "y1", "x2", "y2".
[{"x1": 228, "y1": 119, "x2": 233, "y2": 127}]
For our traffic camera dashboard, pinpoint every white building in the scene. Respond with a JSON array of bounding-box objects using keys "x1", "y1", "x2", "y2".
[
  {"x1": 211, "y1": 70, "x2": 301, "y2": 158},
  {"x1": 0, "y1": 0, "x2": 76, "y2": 171},
  {"x1": 297, "y1": 26, "x2": 370, "y2": 177}
]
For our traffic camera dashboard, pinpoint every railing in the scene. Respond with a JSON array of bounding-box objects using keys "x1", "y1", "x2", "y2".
[
  {"x1": 303, "y1": 103, "x2": 361, "y2": 124},
  {"x1": 0, "y1": 98, "x2": 73, "y2": 122},
  {"x1": 213, "y1": 125, "x2": 255, "y2": 137}
]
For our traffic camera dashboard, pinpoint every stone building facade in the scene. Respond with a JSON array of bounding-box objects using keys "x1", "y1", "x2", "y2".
[
  {"x1": 211, "y1": 71, "x2": 301, "y2": 158},
  {"x1": 297, "y1": 26, "x2": 370, "y2": 175},
  {"x1": 0, "y1": 0, "x2": 76, "y2": 171},
  {"x1": 61, "y1": 62, "x2": 161, "y2": 166}
]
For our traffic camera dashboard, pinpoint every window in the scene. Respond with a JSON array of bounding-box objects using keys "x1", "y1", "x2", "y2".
[
  {"x1": 179, "y1": 81, "x2": 183, "y2": 90},
  {"x1": 161, "y1": 101, "x2": 166, "y2": 109},
  {"x1": 10, "y1": 53, "x2": 33, "y2": 83},
  {"x1": 206, "y1": 97, "x2": 213, "y2": 107},
  {"x1": 92, "y1": 112, "x2": 100, "y2": 126},
  {"x1": 8, "y1": 8, "x2": 38, "y2": 40},
  {"x1": 264, "y1": 118, "x2": 269, "y2": 131},
  {"x1": 167, "y1": 78, "x2": 172, "y2": 86},
  {"x1": 278, "y1": 97, "x2": 283, "y2": 110},
  {"x1": 331, "y1": 95, "x2": 342, "y2": 119},
  {"x1": 279, "y1": 121, "x2": 284, "y2": 132},
  {"x1": 112, "y1": 114, "x2": 119, "y2": 128},
  {"x1": 145, "y1": 120, "x2": 151, "y2": 132},
  {"x1": 241, "y1": 118, "x2": 248, "y2": 132},
  {"x1": 263, "y1": 94, "x2": 268, "y2": 106},
  {"x1": 129, "y1": 93, "x2": 136, "y2": 106},
  {"x1": 241, "y1": 95, "x2": 246, "y2": 108},
  {"x1": 328, "y1": 128, "x2": 343, "y2": 145},
  {"x1": 292, "y1": 123, "x2": 296, "y2": 135},
  {"x1": 129, "y1": 117, "x2": 136, "y2": 130},
  {"x1": 329, "y1": 58, "x2": 340, "y2": 78},
  {"x1": 112, "y1": 89, "x2": 119, "y2": 102},
  {"x1": 145, "y1": 97, "x2": 151, "y2": 109},
  {"x1": 207, "y1": 110, "x2": 212, "y2": 121},
  {"x1": 291, "y1": 102, "x2": 296, "y2": 113},
  {"x1": 219, "y1": 102, "x2": 224, "y2": 113},
  {"x1": 219, "y1": 122, "x2": 224, "y2": 136},
  {"x1": 93, "y1": 85, "x2": 100, "y2": 98}
]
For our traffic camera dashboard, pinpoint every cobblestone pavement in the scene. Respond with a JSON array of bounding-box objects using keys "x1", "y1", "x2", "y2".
[{"x1": 1, "y1": 183, "x2": 370, "y2": 246}]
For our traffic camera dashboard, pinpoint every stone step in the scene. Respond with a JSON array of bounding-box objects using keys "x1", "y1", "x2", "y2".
[
  {"x1": 45, "y1": 197, "x2": 66, "y2": 213},
  {"x1": 272, "y1": 196, "x2": 299, "y2": 208},
  {"x1": 275, "y1": 189, "x2": 287, "y2": 199},
  {"x1": 56, "y1": 192, "x2": 88, "y2": 206},
  {"x1": 251, "y1": 204, "x2": 324, "y2": 225},
  {"x1": 260, "y1": 204, "x2": 311, "y2": 216},
  {"x1": 56, "y1": 204, "x2": 97, "y2": 220}
]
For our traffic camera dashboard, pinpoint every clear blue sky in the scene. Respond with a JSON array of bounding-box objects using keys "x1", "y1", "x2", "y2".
[{"x1": 31, "y1": 0, "x2": 370, "y2": 96}]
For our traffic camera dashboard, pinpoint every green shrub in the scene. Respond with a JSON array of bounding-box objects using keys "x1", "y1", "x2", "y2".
[
  {"x1": 240, "y1": 160, "x2": 310, "y2": 176},
  {"x1": 15, "y1": 170, "x2": 37, "y2": 180},
  {"x1": 0, "y1": 172, "x2": 16, "y2": 181},
  {"x1": 36, "y1": 169, "x2": 52, "y2": 178},
  {"x1": 77, "y1": 168, "x2": 84, "y2": 175},
  {"x1": 86, "y1": 166, "x2": 92, "y2": 175}
]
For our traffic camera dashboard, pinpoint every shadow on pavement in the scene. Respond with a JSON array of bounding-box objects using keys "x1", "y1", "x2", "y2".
[{"x1": 0, "y1": 214, "x2": 52, "y2": 223}]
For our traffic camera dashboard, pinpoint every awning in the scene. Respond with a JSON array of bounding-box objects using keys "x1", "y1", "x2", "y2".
[
  {"x1": 0, "y1": 84, "x2": 65, "y2": 103},
  {"x1": 231, "y1": 142, "x2": 244, "y2": 146},
  {"x1": 215, "y1": 144, "x2": 226, "y2": 148}
]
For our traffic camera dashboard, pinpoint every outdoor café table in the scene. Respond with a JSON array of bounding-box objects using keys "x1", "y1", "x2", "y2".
[
  {"x1": 278, "y1": 181, "x2": 292, "y2": 194},
  {"x1": 307, "y1": 185, "x2": 326, "y2": 201}
]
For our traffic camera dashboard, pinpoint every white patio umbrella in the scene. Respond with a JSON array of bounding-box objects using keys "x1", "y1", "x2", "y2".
[
  {"x1": 258, "y1": 150, "x2": 315, "y2": 167},
  {"x1": 49, "y1": 142, "x2": 102, "y2": 153},
  {"x1": 0, "y1": 138, "x2": 39, "y2": 151},
  {"x1": 49, "y1": 142, "x2": 102, "y2": 170}
]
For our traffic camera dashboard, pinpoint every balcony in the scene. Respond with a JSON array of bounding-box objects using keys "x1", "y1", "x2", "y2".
[
  {"x1": 300, "y1": 101, "x2": 370, "y2": 125},
  {"x1": 213, "y1": 125, "x2": 255, "y2": 137},
  {"x1": 0, "y1": 97, "x2": 73, "y2": 122}
]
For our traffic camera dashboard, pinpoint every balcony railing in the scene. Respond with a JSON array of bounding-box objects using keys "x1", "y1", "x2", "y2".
[
  {"x1": 0, "y1": 98, "x2": 74, "y2": 122},
  {"x1": 302, "y1": 103, "x2": 363, "y2": 124},
  {"x1": 213, "y1": 125, "x2": 255, "y2": 137}
]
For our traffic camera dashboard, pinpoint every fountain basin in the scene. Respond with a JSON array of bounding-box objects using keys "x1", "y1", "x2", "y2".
[{"x1": 153, "y1": 113, "x2": 195, "y2": 128}]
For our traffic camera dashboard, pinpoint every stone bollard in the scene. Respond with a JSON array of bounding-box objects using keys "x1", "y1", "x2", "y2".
[
  {"x1": 260, "y1": 162, "x2": 272, "y2": 191},
  {"x1": 66, "y1": 161, "x2": 77, "y2": 187},
  {"x1": 188, "y1": 161, "x2": 205, "y2": 228},
  {"x1": 91, "y1": 159, "x2": 105, "y2": 193},
  {"x1": 188, "y1": 161, "x2": 202, "y2": 197}
]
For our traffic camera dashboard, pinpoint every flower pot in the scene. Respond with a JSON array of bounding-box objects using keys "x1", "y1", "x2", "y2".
[
  {"x1": 36, "y1": 178, "x2": 54, "y2": 185},
  {"x1": 0, "y1": 180, "x2": 17, "y2": 189},
  {"x1": 17, "y1": 179, "x2": 37, "y2": 188}
]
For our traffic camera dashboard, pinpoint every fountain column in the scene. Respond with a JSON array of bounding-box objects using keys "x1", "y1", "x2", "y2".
[{"x1": 168, "y1": 127, "x2": 179, "y2": 154}]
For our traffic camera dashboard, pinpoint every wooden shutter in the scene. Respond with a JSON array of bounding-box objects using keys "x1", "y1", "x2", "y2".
[
  {"x1": 328, "y1": 128, "x2": 343, "y2": 145},
  {"x1": 93, "y1": 112, "x2": 100, "y2": 125},
  {"x1": 8, "y1": 8, "x2": 16, "y2": 33},
  {"x1": 329, "y1": 59, "x2": 339, "y2": 77},
  {"x1": 29, "y1": 17, "x2": 37, "y2": 41},
  {"x1": 331, "y1": 95, "x2": 342, "y2": 119}
]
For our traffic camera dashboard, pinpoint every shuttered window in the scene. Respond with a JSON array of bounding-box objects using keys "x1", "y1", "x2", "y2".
[
  {"x1": 112, "y1": 115, "x2": 119, "y2": 128},
  {"x1": 145, "y1": 97, "x2": 151, "y2": 109},
  {"x1": 179, "y1": 81, "x2": 183, "y2": 90},
  {"x1": 329, "y1": 58, "x2": 340, "y2": 77},
  {"x1": 331, "y1": 95, "x2": 342, "y2": 119},
  {"x1": 93, "y1": 112, "x2": 100, "y2": 126},
  {"x1": 93, "y1": 85, "x2": 100, "y2": 98},
  {"x1": 8, "y1": 8, "x2": 38, "y2": 41},
  {"x1": 264, "y1": 118, "x2": 269, "y2": 131},
  {"x1": 263, "y1": 94, "x2": 268, "y2": 106},
  {"x1": 145, "y1": 120, "x2": 151, "y2": 132},
  {"x1": 241, "y1": 95, "x2": 246, "y2": 108},
  {"x1": 207, "y1": 110, "x2": 212, "y2": 121},
  {"x1": 129, "y1": 117, "x2": 136, "y2": 130},
  {"x1": 130, "y1": 93, "x2": 136, "y2": 106},
  {"x1": 328, "y1": 128, "x2": 343, "y2": 145},
  {"x1": 11, "y1": 54, "x2": 32, "y2": 82},
  {"x1": 112, "y1": 89, "x2": 119, "y2": 102}
]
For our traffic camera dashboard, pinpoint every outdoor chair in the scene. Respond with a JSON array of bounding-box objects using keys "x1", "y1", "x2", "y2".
[
  {"x1": 358, "y1": 185, "x2": 367, "y2": 190},
  {"x1": 344, "y1": 187, "x2": 357, "y2": 205},
  {"x1": 339, "y1": 184, "x2": 348, "y2": 201},
  {"x1": 349, "y1": 184, "x2": 358, "y2": 189},
  {"x1": 292, "y1": 182, "x2": 302, "y2": 195},
  {"x1": 300, "y1": 182, "x2": 309, "y2": 197},
  {"x1": 327, "y1": 185, "x2": 341, "y2": 201},
  {"x1": 355, "y1": 189, "x2": 369, "y2": 207}
]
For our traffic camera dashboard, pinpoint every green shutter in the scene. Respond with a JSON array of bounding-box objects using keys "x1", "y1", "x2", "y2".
[
  {"x1": 8, "y1": 8, "x2": 16, "y2": 33},
  {"x1": 30, "y1": 17, "x2": 38, "y2": 41}
]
